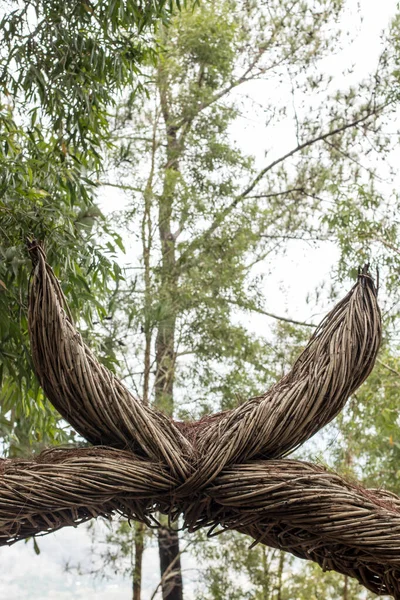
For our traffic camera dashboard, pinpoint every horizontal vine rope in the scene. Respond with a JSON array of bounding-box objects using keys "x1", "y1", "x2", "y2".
[{"x1": 0, "y1": 241, "x2": 398, "y2": 597}]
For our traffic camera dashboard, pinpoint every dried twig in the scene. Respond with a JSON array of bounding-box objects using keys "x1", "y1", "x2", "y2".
[{"x1": 1, "y1": 245, "x2": 398, "y2": 598}]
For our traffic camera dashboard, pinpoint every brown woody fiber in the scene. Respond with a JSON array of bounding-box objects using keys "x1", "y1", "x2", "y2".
[{"x1": 0, "y1": 242, "x2": 399, "y2": 597}]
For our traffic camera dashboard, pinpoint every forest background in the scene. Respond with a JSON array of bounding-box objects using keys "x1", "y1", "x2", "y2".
[{"x1": 1, "y1": 0, "x2": 400, "y2": 598}]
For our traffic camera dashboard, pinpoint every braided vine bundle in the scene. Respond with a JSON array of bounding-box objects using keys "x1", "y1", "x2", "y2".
[{"x1": 0, "y1": 242, "x2": 399, "y2": 597}]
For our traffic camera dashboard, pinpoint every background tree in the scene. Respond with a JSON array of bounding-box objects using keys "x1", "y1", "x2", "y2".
[
  {"x1": 2, "y1": 0, "x2": 400, "y2": 597},
  {"x1": 97, "y1": 0, "x2": 399, "y2": 597},
  {"x1": 0, "y1": 107, "x2": 123, "y2": 454},
  {"x1": 0, "y1": 0, "x2": 176, "y2": 151},
  {"x1": 0, "y1": 0, "x2": 177, "y2": 454}
]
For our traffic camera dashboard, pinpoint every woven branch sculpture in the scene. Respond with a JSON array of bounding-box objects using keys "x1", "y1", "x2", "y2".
[{"x1": 1, "y1": 243, "x2": 400, "y2": 597}]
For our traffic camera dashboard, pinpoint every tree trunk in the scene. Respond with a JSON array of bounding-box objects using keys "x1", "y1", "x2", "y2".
[
  {"x1": 154, "y1": 199, "x2": 183, "y2": 600},
  {"x1": 153, "y1": 41, "x2": 185, "y2": 600},
  {"x1": 133, "y1": 121, "x2": 156, "y2": 600},
  {"x1": 343, "y1": 575, "x2": 348, "y2": 600},
  {"x1": 158, "y1": 525, "x2": 184, "y2": 600},
  {"x1": 133, "y1": 522, "x2": 145, "y2": 600},
  {"x1": 262, "y1": 546, "x2": 270, "y2": 600},
  {"x1": 276, "y1": 551, "x2": 285, "y2": 600}
]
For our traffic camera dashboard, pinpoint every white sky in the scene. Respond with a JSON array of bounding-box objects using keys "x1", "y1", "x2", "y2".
[{"x1": 1, "y1": 1, "x2": 399, "y2": 598}]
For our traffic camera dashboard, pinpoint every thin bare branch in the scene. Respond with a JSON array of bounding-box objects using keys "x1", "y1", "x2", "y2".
[
  {"x1": 98, "y1": 181, "x2": 144, "y2": 193},
  {"x1": 239, "y1": 106, "x2": 387, "y2": 200},
  {"x1": 225, "y1": 298, "x2": 317, "y2": 328},
  {"x1": 176, "y1": 105, "x2": 387, "y2": 269},
  {"x1": 377, "y1": 358, "x2": 400, "y2": 378}
]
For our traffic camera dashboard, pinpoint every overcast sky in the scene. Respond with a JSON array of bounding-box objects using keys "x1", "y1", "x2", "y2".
[{"x1": 1, "y1": 1, "x2": 399, "y2": 598}]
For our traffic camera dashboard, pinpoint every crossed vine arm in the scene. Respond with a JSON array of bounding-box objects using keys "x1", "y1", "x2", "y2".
[{"x1": 0, "y1": 243, "x2": 399, "y2": 598}]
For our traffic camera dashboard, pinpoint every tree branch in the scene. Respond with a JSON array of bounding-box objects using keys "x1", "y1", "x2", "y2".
[
  {"x1": 176, "y1": 105, "x2": 387, "y2": 269},
  {"x1": 149, "y1": 540, "x2": 193, "y2": 600},
  {"x1": 239, "y1": 105, "x2": 387, "y2": 200},
  {"x1": 224, "y1": 298, "x2": 317, "y2": 328},
  {"x1": 377, "y1": 358, "x2": 400, "y2": 378},
  {"x1": 98, "y1": 181, "x2": 144, "y2": 193}
]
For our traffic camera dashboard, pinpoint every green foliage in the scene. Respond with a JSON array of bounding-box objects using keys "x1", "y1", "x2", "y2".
[
  {"x1": 0, "y1": 106, "x2": 123, "y2": 452},
  {"x1": 0, "y1": 0, "x2": 175, "y2": 452},
  {"x1": 98, "y1": 1, "x2": 400, "y2": 597},
  {"x1": 332, "y1": 348, "x2": 400, "y2": 495},
  {"x1": 287, "y1": 564, "x2": 376, "y2": 600},
  {"x1": 2, "y1": 0, "x2": 400, "y2": 597},
  {"x1": 108, "y1": 0, "x2": 393, "y2": 418},
  {"x1": 65, "y1": 519, "x2": 151, "y2": 579},
  {"x1": 0, "y1": 0, "x2": 175, "y2": 153},
  {"x1": 193, "y1": 529, "x2": 382, "y2": 599},
  {"x1": 193, "y1": 530, "x2": 288, "y2": 600}
]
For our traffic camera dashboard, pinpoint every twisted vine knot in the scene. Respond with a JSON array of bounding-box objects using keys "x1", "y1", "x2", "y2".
[{"x1": 1, "y1": 243, "x2": 400, "y2": 597}]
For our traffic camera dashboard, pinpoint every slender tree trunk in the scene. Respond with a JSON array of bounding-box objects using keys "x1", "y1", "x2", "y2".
[
  {"x1": 154, "y1": 191, "x2": 183, "y2": 599},
  {"x1": 343, "y1": 451, "x2": 351, "y2": 600},
  {"x1": 276, "y1": 551, "x2": 285, "y2": 600},
  {"x1": 343, "y1": 574, "x2": 349, "y2": 600},
  {"x1": 133, "y1": 522, "x2": 145, "y2": 600},
  {"x1": 131, "y1": 115, "x2": 158, "y2": 600},
  {"x1": 157, "y1": 525, "x2": 183, "y2": 600},
  {"x1": 142, "y1": 113, "x2": 157, "y2": 407},
  {"x1": 154, "y1": 51, "x2": 184, "y2": 600},
  {"x1": 154, "y1": 239, "x2": 183, "y2": 600},
  {"x1": 262, "y1": 546, "x2": 270, "y2": 600}
]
